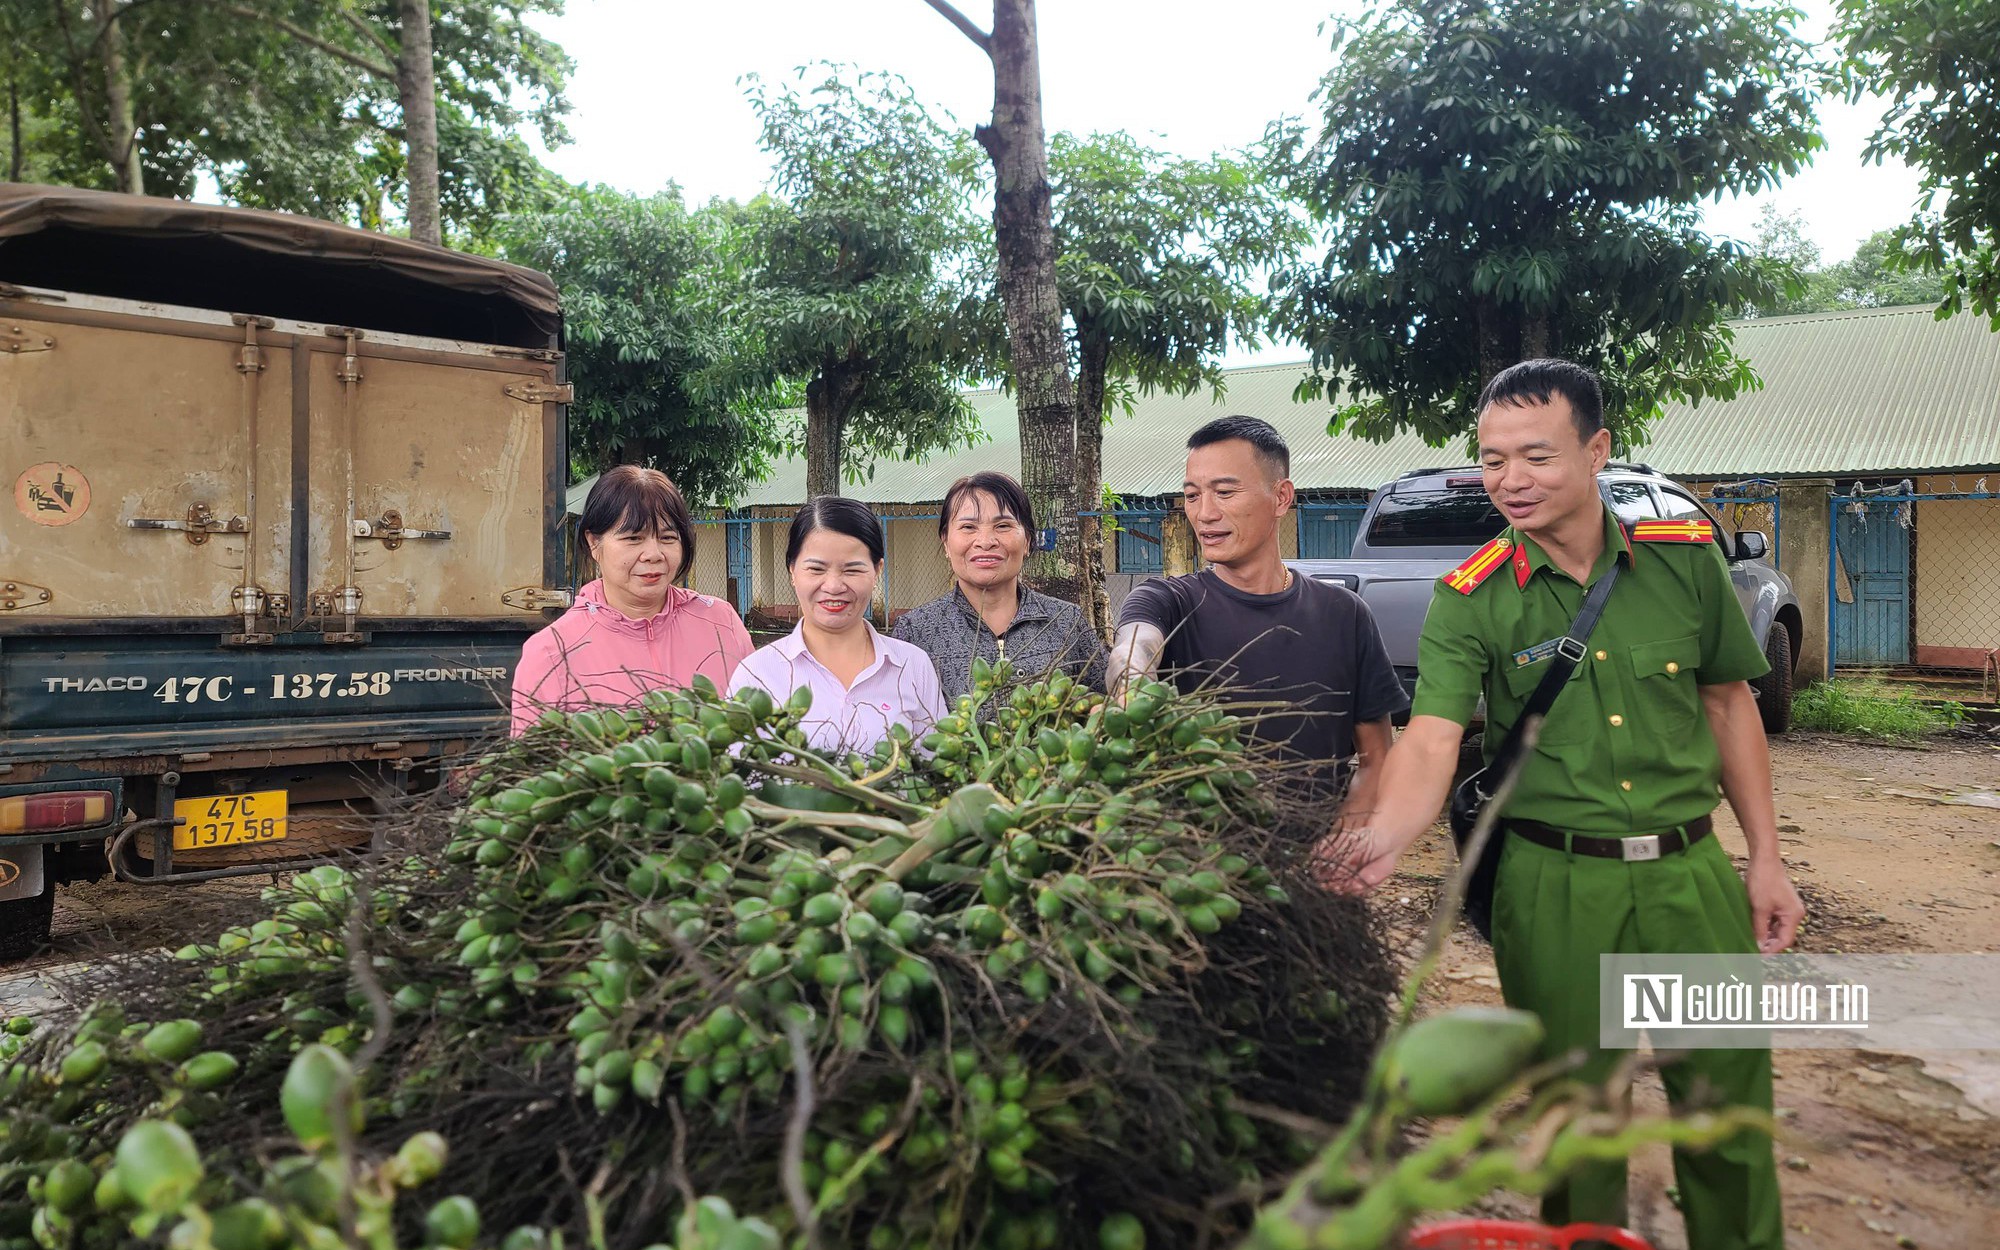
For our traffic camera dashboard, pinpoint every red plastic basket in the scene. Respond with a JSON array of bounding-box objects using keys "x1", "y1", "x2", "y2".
[{"x1": 1404, "y1": 1220, "x2": 1655, "y2": 1249}]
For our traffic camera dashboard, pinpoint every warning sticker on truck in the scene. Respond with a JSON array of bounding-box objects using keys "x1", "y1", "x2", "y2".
[{"x1": 13, "y1": 462, "x2": 91, "y2": 526}]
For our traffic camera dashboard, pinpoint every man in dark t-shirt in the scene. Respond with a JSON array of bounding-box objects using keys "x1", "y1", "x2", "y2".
[{"x1": 1112, "y1": 416, "x2": 1408, "y2": 826}]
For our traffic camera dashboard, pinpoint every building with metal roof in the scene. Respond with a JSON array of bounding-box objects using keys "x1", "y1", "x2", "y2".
[
  {"x1": 701, "y1": 304, "x2": 2000, "y2": 508},
  {"x1": 568, "y1": 305, "x2": 2000, "y2": 693}
]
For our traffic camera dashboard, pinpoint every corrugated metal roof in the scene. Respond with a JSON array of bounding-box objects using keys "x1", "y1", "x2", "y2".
[
  {"x1": 1638, "y1": 305, "x2": 2000, "y2": 478},
  {"x1": 729, "y1": 367, "x2": 1449, "y2": 505},
  {"x1": 662, "y1": 303, "x2": 2000, "y2": 508}
]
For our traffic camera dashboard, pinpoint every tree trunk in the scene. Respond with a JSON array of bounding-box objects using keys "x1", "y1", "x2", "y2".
[
  {"x1": 8, "y1": 76, "x2": 21, "y2": 183},
  {"x1": 1475, "y1": 301, "x2": 1555, "y2": 397},
  {"x1": 1074, "y1": 329, "x2": 1112, "y2": 639},
  {"x1": 1521, "y1": 312, "x2": 1552, "y2": 361},
  {"x1": 618, "y1": 434, "x2": 660, "y2": 467},
  {"x1": 804, "y1": 375, "x2": 845, "y2": 499},
  {"x1": 978, "y1": 0, "x2": 1078, "y2": 599},
  {"x1": 396, "y1": 0, "x2": 441, "y2": 247},
  {"x1": 98, "y1": 9, "x2": 143, "y2": 193}
]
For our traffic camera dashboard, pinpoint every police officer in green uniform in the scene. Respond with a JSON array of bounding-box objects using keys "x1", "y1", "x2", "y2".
[{"x1": 1323, "y1": 360, "x2": 1805, "y2": 1250}]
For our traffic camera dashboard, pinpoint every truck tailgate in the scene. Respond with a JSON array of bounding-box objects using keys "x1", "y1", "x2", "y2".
[
  {"x1": 1291, "y1": 558, "x2": 1459, "y2": 671},
  {"x1": 0, "y1": 631, "x2": 519, "y2": 766}
]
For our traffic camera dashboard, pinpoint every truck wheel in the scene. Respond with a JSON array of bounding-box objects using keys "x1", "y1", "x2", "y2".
[
  {"x1": 0, "y1": 890, "x2": 54, "y2": 963},
  {"x1": 1754, "y1": 625, "x2": 1794, "y2": 735}
]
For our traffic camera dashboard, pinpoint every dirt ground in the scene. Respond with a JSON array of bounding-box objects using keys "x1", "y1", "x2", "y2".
[
  {"x1": 2, "y1": 731, "x2": 1996, "y2": 1248},
  {"x1": 1389, "y1": 727, "x2": 2000, "y2": 1250}
]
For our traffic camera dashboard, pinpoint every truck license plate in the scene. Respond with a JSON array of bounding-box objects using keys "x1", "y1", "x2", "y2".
[{"x1": 173, "y1": 791, "x2": 288, "y2": 850}]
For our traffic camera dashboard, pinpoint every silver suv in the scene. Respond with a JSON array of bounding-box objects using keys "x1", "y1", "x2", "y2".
[{"x1": 1288, "y1": 463, "x2": 1803, "y2": 733}]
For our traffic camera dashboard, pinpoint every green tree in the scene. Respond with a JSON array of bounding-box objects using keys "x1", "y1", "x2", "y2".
[
  {"x1": 495, "y1": 186, "x2": 791, "y2": 508},
  {"x1": 1839, "y1": 0, "x2": 2000, "y2": 325},
  {"x1": 1830, "y1": 229, "x2": 1949, "y2": 308},
  {"x1": 5, "y1": 0, "x2": 570, "y2": 244},
  {"x1": 1051, "y1": 131, "x2": 1308, "y2": 634},
  {"x1": 733, "y1": 68, "x2": 991, "y2": 498},
  {"x1": 1273, "y1": 0, "x2": 1821, "y2": 446},
  {"x1": 1743, "y1": 207, "x2": 1947, "y2": 315}
]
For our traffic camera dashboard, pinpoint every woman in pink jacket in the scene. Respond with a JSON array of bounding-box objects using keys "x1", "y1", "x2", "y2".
[{"x1": 510, "y1": 466, "x2": 752, "y2": 735}]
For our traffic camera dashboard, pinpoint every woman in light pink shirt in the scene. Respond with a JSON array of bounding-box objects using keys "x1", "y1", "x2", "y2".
[
  {"x1": 728, "y1": 498, "x2": 945, "y2": 756},
  {"x1": 511, "y1": 467, "x2": 752, "y2": 735}
]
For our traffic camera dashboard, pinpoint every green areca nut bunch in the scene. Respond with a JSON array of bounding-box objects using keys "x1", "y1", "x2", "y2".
[{"x1": 0, "y1": 666, "x2": 1395, "y2": 1250}]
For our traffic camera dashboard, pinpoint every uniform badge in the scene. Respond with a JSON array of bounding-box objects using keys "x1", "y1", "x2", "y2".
[
  {"x1": 1443, "y1": 535, "x2": 1513, "y2": 595},
  {"x1": 1513, "y1": 637, "x2": 1564, "y2": 667},
  {"x1": 1630, "y1": 519, "x2": 1714, "y2": 543}
]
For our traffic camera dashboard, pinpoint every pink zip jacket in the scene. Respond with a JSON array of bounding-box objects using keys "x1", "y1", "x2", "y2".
[{"x1": 510, "y1": 580, "x2": 753, "y2": 735}]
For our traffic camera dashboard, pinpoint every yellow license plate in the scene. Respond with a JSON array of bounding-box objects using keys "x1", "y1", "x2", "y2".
[{"x1": 173, "y1": 790, "x2": 288, "y2": 850}]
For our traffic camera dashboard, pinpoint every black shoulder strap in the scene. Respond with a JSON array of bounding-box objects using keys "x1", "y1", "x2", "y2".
[{"x1": 1485, "y1": 558, "x2": 1622, "y2": 775}]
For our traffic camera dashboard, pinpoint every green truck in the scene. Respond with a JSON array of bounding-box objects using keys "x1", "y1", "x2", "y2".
[{"x1": 0, "y1": 185, "x2": 572, "y2": 958}]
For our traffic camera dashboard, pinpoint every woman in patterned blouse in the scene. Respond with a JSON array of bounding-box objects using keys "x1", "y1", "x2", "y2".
[{"x1": 891, "y1": 471, "x2": 1107, "y2": 708}]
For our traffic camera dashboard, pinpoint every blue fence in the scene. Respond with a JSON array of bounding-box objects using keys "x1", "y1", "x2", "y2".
[
  {"x1": 1704, "y1": 483, "x2": 1782, "y2": 566},
  {"x1": 1827, "y1": 490, "x2": 2000, "y2": 690},
  {"x1": 1296, "y1": 501, "x2": 1367, "y2": 560}
]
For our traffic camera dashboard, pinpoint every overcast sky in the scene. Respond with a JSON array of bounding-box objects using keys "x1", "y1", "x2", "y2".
[{"x1": 527, "y1": 0, "x2": 1926, "y2": 363}]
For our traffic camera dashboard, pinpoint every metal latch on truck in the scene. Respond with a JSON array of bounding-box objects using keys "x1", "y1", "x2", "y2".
[
  {"x1": 1, "y1": 323, "x2": 55, "y2": 353},
  {"x1": 126, "y1": 500, "x2": 245, "y2": 544},
  {"x1": 0, "y1": 582, "x2": 51, "y2": 612},
  {"x1": 352, "y1": 510, "x2": 452, "y2": 550}
]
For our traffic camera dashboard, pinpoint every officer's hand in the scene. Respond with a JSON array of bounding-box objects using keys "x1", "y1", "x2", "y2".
[
  {"x1": 1747, "y1": 859, "x2": 1806, "y2": 954},
  {"x1": 1309, "y1": 827, "x2": 1399, "y2": 896}
]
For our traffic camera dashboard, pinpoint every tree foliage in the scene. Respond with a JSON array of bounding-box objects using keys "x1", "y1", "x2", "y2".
[
  {"x1": 1838, "y1": 0, "x2": 2000, "y2": 325},
  {"x1": 1742, "y1": 206, "x2": 1947, "y2": 316},
  {"x1": 1049, "y1": 131, "x2": 1306, "y2": 631},
  {"x1": 732, "y1": 67, "x2": 992, "y2": 497},
  {"x1": 4, "y1": 0, "x2": 571, "y2": 243},
  {"x1": 1053, "y1": 132, "x2": 1304, "y2": 419},
  {"x1": 1273, "y1": 0, "x2": 1822, "y2": 446},
  {"x1": 495, "y1": 186, "x2": 792, "y2": 508}
]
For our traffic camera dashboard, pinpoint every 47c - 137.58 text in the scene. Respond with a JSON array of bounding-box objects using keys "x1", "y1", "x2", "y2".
[{"x1": 151, "y1": 672, "x2": 396, "y2": 703}]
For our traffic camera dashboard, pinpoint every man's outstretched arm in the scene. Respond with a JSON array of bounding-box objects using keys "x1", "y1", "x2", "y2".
[
  {"x1": 1313, "y1": 713, "x2": 1465, "y2": 893},
  {"x1": 1107, "y1": 621, "x2": 1164, "y2": 701}
]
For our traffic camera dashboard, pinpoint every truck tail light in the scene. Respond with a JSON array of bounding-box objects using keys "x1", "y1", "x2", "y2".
[{"x1": 0, "y1": 791, "x2": 114, "y2": 834}]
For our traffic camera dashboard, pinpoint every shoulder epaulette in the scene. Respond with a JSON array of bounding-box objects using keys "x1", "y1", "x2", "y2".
[
  {"x1": 1630, "y1": 519, "x2": 1714, "y2": 544},
  {"x1": 1442, "y1": 535, "x2": 1514, "y2": 594}
]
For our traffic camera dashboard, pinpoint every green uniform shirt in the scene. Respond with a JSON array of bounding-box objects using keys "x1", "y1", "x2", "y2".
[{"x1": 1410, "y1": 504, "x2": 1769, "y2": 834}]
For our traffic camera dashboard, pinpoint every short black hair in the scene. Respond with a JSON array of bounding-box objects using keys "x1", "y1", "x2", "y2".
[
  {"x1": 1476, "y1": 359, "x2": 1605, "y2": 443},
  {"x1": 785, "y1": 496, "x2": 886, "y2": 567},
  {"x1": 578, "y1": 465, "x2": 697, "y2": 585},
  {"x1": 1187, "y1": 415, "x2": 1290, "y2": 481},
  {"x1": 937, "y1": 471, "x2": 1035, "y2": 540}
]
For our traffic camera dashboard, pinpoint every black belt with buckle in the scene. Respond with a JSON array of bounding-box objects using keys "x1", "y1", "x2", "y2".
[{"x1": 1504, "y1": 814, "x2": 1714, "y2": 862}]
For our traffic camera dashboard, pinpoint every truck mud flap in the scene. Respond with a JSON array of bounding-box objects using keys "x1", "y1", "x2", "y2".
[
  {"x1": 105, "y1": 817, "x2": 348, "y2": 886},
  {"x1": 0, "y1": 845, "x2": 45, "y2": 901}
]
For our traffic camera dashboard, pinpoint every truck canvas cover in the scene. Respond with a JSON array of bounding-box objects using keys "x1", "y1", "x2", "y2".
[{"x1": 0, "y1": 183, "x2": 560, "y2": 349}]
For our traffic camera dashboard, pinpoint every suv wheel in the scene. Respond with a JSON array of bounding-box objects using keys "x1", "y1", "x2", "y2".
[{"x1": 1754, "y1": 625, "x2": 1794, "y2": 735}]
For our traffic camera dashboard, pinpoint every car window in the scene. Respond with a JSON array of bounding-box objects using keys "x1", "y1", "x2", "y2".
[
  {"x1": 1655, "y1": 489, "x2": 1717, "y2": 526},
  {"x1": 1364, "y1": 488, "x2": 1505, "y2": 546},
  {"x1": 1603, "y1": 480, "x2": 1657, "y2": 524}
]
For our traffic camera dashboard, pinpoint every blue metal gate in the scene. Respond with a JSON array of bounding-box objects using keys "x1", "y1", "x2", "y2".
[
  {"x1": 1832, "y1": 498, "x2": 1911, "y2": 665},
  {"x1": 1114, "y1": 512, "x2": 1165, "y2": 574},
  {"x1": 726, "y1": 518, "x2": 753, "y2": 614},
  {"x1": 1297, "y1": 502, "x2": 1367, "y2": 559}
]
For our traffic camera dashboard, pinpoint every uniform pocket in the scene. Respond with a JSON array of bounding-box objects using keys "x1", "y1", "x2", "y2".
[
  {"x1": 1629, "y1": 634, "x2": 1702, "y2": 731},
  {"x1": 1499, "y1": 654, "x2": 1590, "y2": 745}
]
